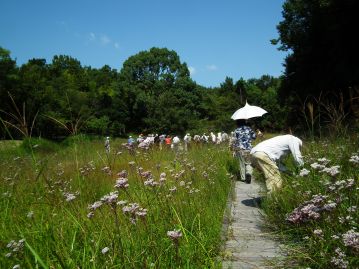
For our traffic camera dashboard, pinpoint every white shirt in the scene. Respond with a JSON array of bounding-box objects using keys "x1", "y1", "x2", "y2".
[
  {"x1": 250, "y1": 135, "x2": 304, "y2": 166},
  {"x1": 172, "y1": 136, "x2": 180, "y2": 144},
  {"x1": 184, "y1": 135, "x2": 191, "y2": 142}
]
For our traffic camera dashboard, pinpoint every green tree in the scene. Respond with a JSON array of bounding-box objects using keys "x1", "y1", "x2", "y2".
[
  {"x1": 45, "y1": 55, "x2": 91, "y2": 136},
  {"x1": 273, "y1": 0, "x2": 359, "y2": 123},
  {"x1": 118, "y1": 47, "x2": 198, "y2": 133},
  {"x1": 0, "y1": 47, "x2": 20, "y2": 138}
]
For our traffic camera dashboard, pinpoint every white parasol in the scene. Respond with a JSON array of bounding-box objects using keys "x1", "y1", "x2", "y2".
[{"x1": 231, "y1": 102, "x2": 267, "y2": 120}]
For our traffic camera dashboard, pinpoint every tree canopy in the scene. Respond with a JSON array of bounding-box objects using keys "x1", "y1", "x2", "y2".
[{"x1": 273, "y1": 0, "x2": 359, "y2": 116}]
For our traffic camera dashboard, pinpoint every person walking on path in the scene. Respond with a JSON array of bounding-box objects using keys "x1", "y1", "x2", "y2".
[
  {"x1": 233, "y1": 119, "x2": 256, "y2": 183},
  {"x1": 250, "y1": 134, "x2": 304, "y2": 193}
]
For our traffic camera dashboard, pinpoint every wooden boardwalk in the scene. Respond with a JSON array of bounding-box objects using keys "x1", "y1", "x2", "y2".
[{"x1": 221, "y1": 180, "x2": 285, "y2": 269}]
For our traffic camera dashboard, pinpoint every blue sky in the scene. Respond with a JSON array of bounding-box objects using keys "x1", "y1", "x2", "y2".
[{"x1": 0, "y1": 0, "x2": 287, "y2": 88}]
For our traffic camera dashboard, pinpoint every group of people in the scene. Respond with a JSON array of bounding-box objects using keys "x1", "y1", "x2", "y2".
[
  {"x1": 105, "y1": 122, "x2": 304, "y2": 194},
  {"x1": 232, "y1": 119, "x2": 303, "y2": 193},
  {"x1": 125, "y1": 133, "x2": 190, "y2": 151},
  {"x1": 125, "y1": 132, "x2": 233, "y2": 151}
]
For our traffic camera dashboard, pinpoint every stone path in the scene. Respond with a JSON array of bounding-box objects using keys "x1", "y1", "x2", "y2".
[{"x1": 221, "y1": 180, "x2": 284, "y2": 269}]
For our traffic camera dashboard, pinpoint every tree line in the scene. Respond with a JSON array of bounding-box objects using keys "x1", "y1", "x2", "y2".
[
  {"x1": 1, "y1": 0, "x2": 358, "y2": 139},
  {"x1": 0, "y1": 46, "x2": 286, "y2": 138}
]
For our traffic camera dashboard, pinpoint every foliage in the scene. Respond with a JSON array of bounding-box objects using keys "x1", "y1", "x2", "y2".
[
  {"x1": 0, "y1": 45, "x2": 293, "y2": 139},
  {"x1": 273, "y1": 0, "x2": 359, "y2": 125}
]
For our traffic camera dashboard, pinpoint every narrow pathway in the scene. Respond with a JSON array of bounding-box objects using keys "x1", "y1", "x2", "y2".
[{"x1": 222, "y1": 180, "x2": 284, "y2": 269}]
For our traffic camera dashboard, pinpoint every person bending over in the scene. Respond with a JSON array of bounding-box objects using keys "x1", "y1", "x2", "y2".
[{"x1": 250, "y1": 134, "x2": 303, "y2": 193}]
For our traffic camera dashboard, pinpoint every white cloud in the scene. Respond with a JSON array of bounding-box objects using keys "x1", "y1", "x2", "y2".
[
  {"x1": 100, "y1": 35, "x2": 111, "y2": 45},
  {"x1": 86, "y1": 32, "x2": 119, "y2": 49},
  {"x1": 89, "y1": 32, "x2": 96, "y2": 41},
  {"x1": 206, "y1": 64, "x2": 218, "y2": 71},
  {"x1": 188, "y1": 66, "x2": 196, "y2": 75}
]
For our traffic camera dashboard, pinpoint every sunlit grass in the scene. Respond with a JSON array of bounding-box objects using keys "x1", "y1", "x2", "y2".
[
  {"x1": 0, "y1": 137, "x2": 234, "y2": 268},
  {"x1": 261, "y1": 135, "x2": 359, "y2": 268}
]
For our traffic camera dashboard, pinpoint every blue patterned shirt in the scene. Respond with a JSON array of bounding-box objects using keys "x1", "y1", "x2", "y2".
[{"x1": 234, "y1": 126, "x2": 256, "y2": 150}]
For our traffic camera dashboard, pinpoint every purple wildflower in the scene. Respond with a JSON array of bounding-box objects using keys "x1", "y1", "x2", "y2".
[
  {"x1": 310, "y1": 162, "x2": 325, "y2": 170},
  {"x1": 342, "y1": 229, "x2": 359, "y2": 252},
  {"x1": 100, "y1": 191, "x2": 118, "y2": 205},
  {"x1": 64, "y1": 192, "x2": 77, "y2": 202},
  {"x1": 117, "y1": 170, "x2": 128, "y2": 178},
  {"x1": 88, "y1": 201, "x2": 103, "y2": 211},
  {"x1": 114, "y1": 178, "x2": 129, "y2": 189},
  {"x1": 321, "y1": 165, "x2": 340, "y2": 177},
  {"x1": 331, "y1": 248, "x2": 348, "y2": 269},
  {"x1": 167, "y1": 229, "x2": 182, "y2": 241}
]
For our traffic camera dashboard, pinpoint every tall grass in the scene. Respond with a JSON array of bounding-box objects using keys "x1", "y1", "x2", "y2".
[
  {"x1": 0, "y1": 138, "x2": 233, "y2": 268},
  {"x1": 261, "y1": 135, "x2": 359, "y2": 268}
]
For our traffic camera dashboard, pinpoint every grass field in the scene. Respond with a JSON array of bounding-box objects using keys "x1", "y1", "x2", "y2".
[
  {"x1": 260, "y1": 134, "x2": 359, "y2": 268},
  {"x1": 1, "y1": 134, "x2": 358, "y2": 268},
  {"x1": 0, "y1": 137, "x2": 234, "y2": 269}
]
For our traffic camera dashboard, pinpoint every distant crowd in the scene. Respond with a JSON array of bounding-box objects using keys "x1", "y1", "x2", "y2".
[
  {"x1": 125, "y1": 132, "x2": 230, "y2": 151},
  {"x1": 114, "y1": 130, "x2": 264, "y2": 152}
]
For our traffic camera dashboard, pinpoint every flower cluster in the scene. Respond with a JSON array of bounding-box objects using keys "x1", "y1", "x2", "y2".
[
  {"x1": 299, "y1": 168, "x2": 310, "y2": 177},
  {"x1": 122, "y1": 202, "x2": 147, "y2": 224},
  {"x1": 159, "y1": 172, "x2": 167, "y2": 183},
  {"x1": 286, "y1": 194, "x2": 333, "y2": 224},
  {"x1": 349, "y1": 154, "x2": 359, "y2": 164},
  {"x1": 326, "y1": 178, "x2": 355, "y2": 192},
  {"x1": 63, "y1": 191, "x2": 78, "y2": 202},
  {"x1": 313, "y1": 229, "x2": 323, "y2": 238},
  {"x1": 321, "y1": 165, "x2": 340, "y2": 177},
  {"x1": 139, "y1": 170, "x2": 152, "y2": 180},
  {"x1": 5, "y1": 239, "x2": 25, "y2": 258},
  {"x1": 101, "y1": 166, "x2": 112, "y2": 175},
  {"x1": 331, "y1": 248, "x2": 349, "y2": 269},
  {"x1": 173, "y1": 170, "x2": 186, "y2": 180},
  {"x1": 117, "y1": 170, "x2": 128, "y2": 178},
  {"x1": 309, "y1": 157, "x2": 341, "y2": 177},
  {"x1": 144, "y1": 178, "x2": 159, "y2": 187},
  {"x1": 114, "y1": 178, "x2": 129, "y2": 189},
  {"x1": 79, "y1": 161, "x2": 96, "y2": 176},
  {"x1": 100, "y1": 191, "x2": 119, "y2": 205},
  {"x1": 87, "y1": 191, "x2": 119, "y2": 218},
  {"x1": 167, "y1": 229, "x2": 182, "y2": 241},
  {"x1": 342, "y1": 229, "x2": 359, "y2": 252}
]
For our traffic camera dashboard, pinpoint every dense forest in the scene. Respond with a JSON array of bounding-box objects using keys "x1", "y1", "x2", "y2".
[{"x1": 1, "y1": 0, "x2": 358, "y2": 139}]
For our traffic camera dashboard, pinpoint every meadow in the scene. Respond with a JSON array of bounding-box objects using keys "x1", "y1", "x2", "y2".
[
  {"x1": 1, "y1": 134, "x2": 358, "y2": 269},
  {"x1": 0, "y1": 137, "x2": 234, "y2": 269},
  {"x1": 260, "y1": 134, "x2": 359, "y2": 268}
]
